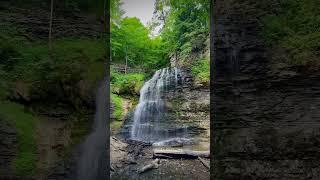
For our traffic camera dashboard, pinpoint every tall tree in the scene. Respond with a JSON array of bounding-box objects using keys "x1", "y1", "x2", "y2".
[
  {"x1": 158, "y1": 0, "x2": 210, "y2": 59},
  {"x1": 111, "y1": 17, "x2": 168, "y2": 71},
  {"x1": 111, "y1": 0, "x2": 124, "y2": 25}
]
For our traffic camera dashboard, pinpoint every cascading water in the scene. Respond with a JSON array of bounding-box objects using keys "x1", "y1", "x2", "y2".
[
  {"x1": 76, "y1": 82, "x2": 107, "y2": 180},
  {"x1": 130, "y1": 67, "x2": 186, "y2": 143}
]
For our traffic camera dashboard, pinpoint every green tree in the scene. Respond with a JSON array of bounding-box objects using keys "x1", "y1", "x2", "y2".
[
  {"x1": 155, "y1": 0, "x2": 210, "y2": 60},
  {"x1": 111, "y1": 0, "x2": 125, "y2": 24},
  {"x1": 111, "y1": 17, "x2": 168, "y2": 71}
]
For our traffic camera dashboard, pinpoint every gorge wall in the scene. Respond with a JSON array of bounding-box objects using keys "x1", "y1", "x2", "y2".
[
  {"x1": 212, "y1": 0, "x2": 320, "y2": 179},
  {"x1": 0, "y1": 1, "x2": 105, "y2": 179},
  {"x1": 165, "y1": 69, "x2": 210, "y2": 150},
  {"x1": 0, "y1": 1, "x2": 103, "y2": 40},
  {"x1": 0, "y1": 120, "x2": 16, "y2": 177}
]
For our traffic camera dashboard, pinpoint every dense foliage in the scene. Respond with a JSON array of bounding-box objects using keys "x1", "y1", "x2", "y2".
[
  {"x1": 192, "y1": 57, "x2": 210, "y2": 85},
  {"x1": 262, "y1": 0, "x2": 320, "y2": 67},
  {"x1": 0, "y1": 30, "x2": 105, "y2": 102},
  {"x1": 111, "y1": 93, "x2": 123, "y2": 120},
  {"x1": 111, "y1": 0, "x2": 124, "y2": 23},
  {"x1": 155, "y1": 0, "x2": 210, "y2": 61},
  {"x1": 111, "y1": 17, "x2": 168, "y2": 71},
  {"x1": 111, "y1": 71, "x2": 145, "y2": 96}
]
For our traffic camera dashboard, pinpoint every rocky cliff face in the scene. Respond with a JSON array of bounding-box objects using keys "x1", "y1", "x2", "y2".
[
  {"x1": 0, "y1": 2, "x2": 103, "y2": 179},
  {"x1": 212, "y1": 0, "x2": 320, "y2": 179},
  {"x1": 0, "y1": 120, "x2": 17, "y2": 177},
  {"x1": 117, "y1": 68, "x2": 210, "y2": 150},
  {"x1": 0, "y1": 1, "x2": 103, "y2": 40},
  {"x1": 166, "y1": 69, "x2": 210, "y2": 150}
]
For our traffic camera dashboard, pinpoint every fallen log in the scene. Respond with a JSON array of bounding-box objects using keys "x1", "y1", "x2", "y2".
[
  {"x1": 153, "y1": 154, "x2": 175, "y2": 159},
  {"x1": 198, "y1": 157, "x2": 210, "y2": 169},
  {"x1": 153, "y1": 149, "x2": 210, "y2": 159},
  {"x1": 138, "y1": 159, "x2": 160, "y2": 174}
]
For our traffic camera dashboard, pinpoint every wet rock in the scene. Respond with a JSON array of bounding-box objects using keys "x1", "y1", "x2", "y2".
[
  {"x1": 152, "y1": 138, "x2": 196, "y2": 147},
  {"x1": 118, "y1": 68, "x2": 210, "y2": 149}
]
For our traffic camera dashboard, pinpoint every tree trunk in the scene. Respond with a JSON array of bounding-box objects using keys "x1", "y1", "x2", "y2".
[
  {"x1": 138, "y1": 159, "x2": 160, "y2": 174},
  {"x1": 153, "y1": 149, "x2": 210, "y2": 159}
]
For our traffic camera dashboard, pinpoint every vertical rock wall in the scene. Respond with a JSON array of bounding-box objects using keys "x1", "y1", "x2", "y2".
[
  {"x1": 0, "y1": 120, "x2": 17, "y2": 177},
  {"x1": 0, "y1": 2, "x2": 103, "y2": 40},
  {"x1": 212, "y1": 0, "x2": 320, "y2": 179}
]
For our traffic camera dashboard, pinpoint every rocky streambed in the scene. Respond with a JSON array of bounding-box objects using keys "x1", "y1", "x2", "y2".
[{"x1": 110, "y1": 137, "x2": 210, "y2": 180}]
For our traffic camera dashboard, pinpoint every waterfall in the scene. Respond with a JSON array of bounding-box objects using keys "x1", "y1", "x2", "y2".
[
  {"x1": 76, "y1": 82, "x2": 107, "y2": 180},
  {"x1": 130, "y1": 67, "x2": 182, "y2": 143}
]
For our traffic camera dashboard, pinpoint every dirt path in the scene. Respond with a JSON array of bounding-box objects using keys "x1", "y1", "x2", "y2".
[{"x1": 110, "y1": 136, "x2": 210, "y2": 180}]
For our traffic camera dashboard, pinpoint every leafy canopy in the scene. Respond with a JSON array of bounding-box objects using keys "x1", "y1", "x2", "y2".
[
  {"x1": 157, "y1": 0, "x2": 210, "y2": 59},
  {"x1": 111, "y1": 17, "x2": 168, "y2": 71}
]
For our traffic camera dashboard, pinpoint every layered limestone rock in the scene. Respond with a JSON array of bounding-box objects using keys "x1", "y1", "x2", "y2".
[
  {"x1": 0, "y1": 1, "x2": 103, "y2": 40},
  {"x1": 0, "y1": 120, "x2": 17, "y2": 177},
  {"x1": 119, "y1": 68, "x2": 210, "y2": 151},
  {"x1": 212, "y1": 0, "x2": 320, "y2": 179},
  {"x1": 166, "y1": 70, "x2": 210, "y2": 150}
]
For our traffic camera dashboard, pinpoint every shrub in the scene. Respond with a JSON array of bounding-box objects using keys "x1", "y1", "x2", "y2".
[
  {"x1": 261, "y1": 0, "x2": 320, "y2": 67},
  {"x1": 0, "y1": 33, "x2": 106, "y2": 105},
  {"x1": 282, "y1": 32, "x2": 320, "y2": 66},
  {"x1": 111, "y1": 71, "x2": 145, "y2": 95},
  {"x1": 192, "y1": 58, "x2": 210, "y2": 85},
  {"x1": 111, "y1": 93, "x2": 123, "y2": 121}
]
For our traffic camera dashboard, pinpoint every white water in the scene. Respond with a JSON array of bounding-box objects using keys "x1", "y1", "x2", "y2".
[
  {"x1": 76, "y1": 82, "x2": 107, "y2": 180},
  {"x1": 130, "y1": 67, "x2": 182, "y2": 143}
]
